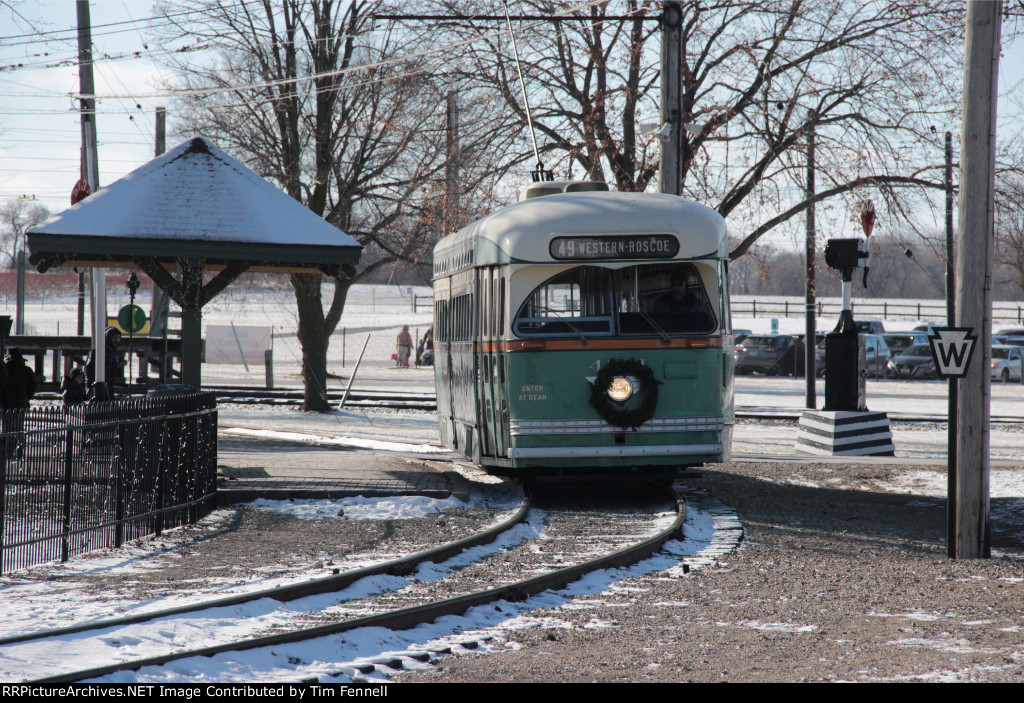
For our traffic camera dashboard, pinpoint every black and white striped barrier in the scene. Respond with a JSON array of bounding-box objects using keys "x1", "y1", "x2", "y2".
[{"x1": 795, "y1": 410, "x2": 895, "y2": 456}]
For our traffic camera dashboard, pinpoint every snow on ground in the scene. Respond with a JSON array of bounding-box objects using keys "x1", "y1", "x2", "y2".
[
  {"x1": 0, "y1": 495, "x2": 721, "y2": 684},
  {"x1": 10, "y1": 282, "x2": 436, "y2": 389},
  {"x1": 0, "y1": 503, "x2": 548, "y2": 683},
  {"x1": 3, "y1": 286, "x2": 1024, "y2": 681},
  {"x1": 0, "y1": 489, "x2": 521, "y2": 641},
  {"x1": 885, "y1": 468, "x2": 1024, "y2": 500},
  {"x1": 248, "y1": 495, "x2": 468, "y2": 521},
  {"x1": 0, "y1": 482, "x2": 694, "y2": 683}
]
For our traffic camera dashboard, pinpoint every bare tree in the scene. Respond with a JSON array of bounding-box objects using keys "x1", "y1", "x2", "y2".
[
  {"x1": 424, "y1": 0, "x2": 962, "y2": 260},
  {"x1": 0, "y1": 199, "x2": 50, "y2": 269},
  {"x1": 995, "y1": 169, "x2": 1024, "y2": 298},
  {"x1": 154, "y1": 0, "x2": 519, "y2": 409}
]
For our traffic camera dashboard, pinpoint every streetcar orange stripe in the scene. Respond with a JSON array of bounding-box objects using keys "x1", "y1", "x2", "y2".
[{"x1": 467, "y1": 338, "x2": 724, "y2": 352}]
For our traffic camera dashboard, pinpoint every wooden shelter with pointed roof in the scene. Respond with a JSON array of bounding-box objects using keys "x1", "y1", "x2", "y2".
[{"x1": 28, "y1": 136, "x2": 361, "y2": 388}]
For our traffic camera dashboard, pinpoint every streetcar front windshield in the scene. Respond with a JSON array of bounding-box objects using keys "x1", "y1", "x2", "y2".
[{"x1": 514, "y1": 263, "x2": 717, "y2": 338}]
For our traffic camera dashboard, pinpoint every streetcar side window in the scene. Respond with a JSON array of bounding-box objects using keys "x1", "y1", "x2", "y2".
[
  {"x1": 451, "y1": 293, "x2": 474, "y2": 341},
  {"x1": 435, "y1": 300, "x2": 448, "y2": 342},
  {"x1": 498, "y1": 277, "x2": 506, "y2": 336}
]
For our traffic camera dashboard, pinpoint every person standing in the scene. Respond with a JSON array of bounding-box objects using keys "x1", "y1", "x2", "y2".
[
  {"x1": 1, "y1": 348, "x2": 36, "y2": 459},
  {"x1": 61, "y1": 367, "x2": 87, "y2": 406},
  {"x1": 1, "y1": 348, "x2": 36, "y2": 410},
  {"x1": 85, "y1": 326, "x2": 123, "y2": 401},
  {"x1": 418, "y1": 324, "x2": 434, "y2": 366},
  {"x1": 396, "y1": 325, "x2": 413, "y2": 367}
]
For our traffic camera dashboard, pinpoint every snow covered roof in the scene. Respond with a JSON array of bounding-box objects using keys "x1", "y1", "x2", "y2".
[{"x1": 27, "y1": 136, "x2": 361, "y2": 275}]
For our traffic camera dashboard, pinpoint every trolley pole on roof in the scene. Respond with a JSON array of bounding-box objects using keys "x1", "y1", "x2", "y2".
[
  {"x1": 953, "y1": 0, "x2": 1001, "y2": 559},
  {"x1": 659, "y1": 2, "x2": 683, "y2": 196}
]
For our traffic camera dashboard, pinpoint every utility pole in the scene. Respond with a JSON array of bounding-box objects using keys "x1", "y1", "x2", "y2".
[
  {"x1": 805, "y1": 118, "x2": 816, "y2": 403},
  {"x1": 444, "y1": 92, "x2": 460, "y2": 234},
  {"x1": 77, "y1": 0, "x2": 105, "y2": 387},
  {"x1": 15, "y1": 250, "x2": 25, "y2": 335},
  {"x1": 659, "y1": 1, "x2": 683, "y2": 196},
  {"x1": 152, "y1": 107, "x2": 170, "y2": 382},
  {"x1": 155, "y1": 106, "x2": 166, "y2": 157},
  {"x1": 945, "y1": 130, "x2": 958, "y2": 558},
  {"x1": 954, "y1": 0, "x2": 1001, "y2": 559}
]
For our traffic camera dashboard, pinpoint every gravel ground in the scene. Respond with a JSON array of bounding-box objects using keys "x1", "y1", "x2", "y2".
[
  {"x1": 400, "y1": 460, "x2": 1024, "y2": 683},
  {"x1": 8, "y1": 448, "x2": 1023, "y2": 682},
  {"x1": 1, "y1": 489, "x2": 517, "y2": 616}
]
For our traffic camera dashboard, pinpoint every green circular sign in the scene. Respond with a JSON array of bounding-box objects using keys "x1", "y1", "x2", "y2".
[{"x1": 118, "y1": 304, "x2": 147, "y2": 334}]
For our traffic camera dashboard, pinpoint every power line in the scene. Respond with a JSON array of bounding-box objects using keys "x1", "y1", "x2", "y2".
[
  {"x1": 3, "y1": 0, "x2": 631, "y2": 102},
  {"x1": 0, "y1": 0, "x2": 258, "y2": 45}
]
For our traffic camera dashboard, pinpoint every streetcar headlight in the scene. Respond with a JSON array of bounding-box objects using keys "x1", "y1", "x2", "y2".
[{"x1": 607, "y1": 376, "x2": 634, "y2": 402}]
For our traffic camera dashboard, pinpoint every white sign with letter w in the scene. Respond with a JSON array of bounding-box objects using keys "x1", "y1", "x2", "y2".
[{"x1": 928, "y1": 327, "x2": 978, "y2": 378}]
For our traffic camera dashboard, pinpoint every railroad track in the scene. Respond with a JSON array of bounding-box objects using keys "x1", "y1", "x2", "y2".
[
  {"x1": 211, "y1": 387, "x2": 1016, "y2": 423},
  {"x1": 9, "y1": 481, "x2": 688, "y2": 684},
  {"x1": 213, "y1": 386, "x2": 438, "y2": 411},
  {"x1": 35, "y1": 385, "x2": 1023, "y2": 424},
  {"x1": 209, "y1": 386, "x2": 1021, "y2": 423}
]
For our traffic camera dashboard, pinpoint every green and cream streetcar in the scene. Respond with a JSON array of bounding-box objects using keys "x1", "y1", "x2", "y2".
[{"x1": 432, "y1": 181, "x2": 734, "y2": 474}]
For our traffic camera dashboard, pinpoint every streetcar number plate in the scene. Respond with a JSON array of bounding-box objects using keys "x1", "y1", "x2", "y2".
[{"x1": 549, "y1": 234, "x2": 679, "y2": 260}]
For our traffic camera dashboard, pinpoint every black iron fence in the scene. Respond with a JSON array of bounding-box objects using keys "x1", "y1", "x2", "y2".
[{"x1": 0, "y1": 392, "x2": 218, "y2": 574}]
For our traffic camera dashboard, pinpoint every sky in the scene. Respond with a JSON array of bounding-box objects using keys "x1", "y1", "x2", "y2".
[{"x1": 1, "y1": 2, "x2": 1024, "y2": 229}]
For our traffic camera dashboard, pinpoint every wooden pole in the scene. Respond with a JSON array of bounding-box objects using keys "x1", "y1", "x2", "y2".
[
  {"x1": 77, "y1": 0, "x2": 105, "y2": 386},
  {"x1": 151, "y1": 108, "x2": 171, "y2": 382},
  {"x1": 444, "y1": 92, "x2": 460, "y2": 234},
  {"x1": 954, "y1": 0, "x2": 1001, "y2": 559}
]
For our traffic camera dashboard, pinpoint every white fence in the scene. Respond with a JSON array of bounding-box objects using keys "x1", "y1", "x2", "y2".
[{"x1": 732, "y1": 296, "x2": 1024, "y2": 325}]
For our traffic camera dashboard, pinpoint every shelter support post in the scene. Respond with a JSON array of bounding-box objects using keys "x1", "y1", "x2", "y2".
[
  {"x1": 181, "y1": 259, "x2": 204, "y2": 389},
  {"x1": 133, "y1": 257, "x2": 250, "y2": 390}
]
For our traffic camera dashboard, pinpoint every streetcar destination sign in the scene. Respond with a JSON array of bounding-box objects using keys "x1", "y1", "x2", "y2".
[{"x1": 549, "y1": 234, "x2": 679, "y2": 260}]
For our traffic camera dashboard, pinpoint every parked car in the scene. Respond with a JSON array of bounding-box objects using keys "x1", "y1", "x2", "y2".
[
  {"x1": 732, "y1": 328, "x2": 753, "y2": 343},
  {"x1": 855, "y1": 320, "x2": 885, "y2": 334},
  {"x1": 886, "y1": 344, "x2": 938, "y2": 379},
  {"x1": 1000, "y1": 335, "x2": 1024, "y2": 348},
  {"x1": 734, "y1": 334, "x2": 801, "y2": 376},
  {"x1": 815, "y1": 333, "x2": 892, "y2": 378},
  {"x1": 883, "y1": 332, "x2": 929, "y2": 354},
  {"x1": 996, "y1": 327, "x2": 1024, "y2": 337},
  {"x1": 990, "y1": 345, "x2": 1024, "y2": 383},
  {"x1": 913, "y1": 321, "x2": 942, "y2": 333}
]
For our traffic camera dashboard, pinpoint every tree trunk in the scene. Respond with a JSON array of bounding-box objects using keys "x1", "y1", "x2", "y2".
[{"x1": 291, "y1": 272, "x2": 330, "y2": 412}]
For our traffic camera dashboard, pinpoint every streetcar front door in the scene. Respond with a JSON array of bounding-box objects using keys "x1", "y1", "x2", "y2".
[{"x1": 478, "y1": 267, "x2": 494, "y2": 459}]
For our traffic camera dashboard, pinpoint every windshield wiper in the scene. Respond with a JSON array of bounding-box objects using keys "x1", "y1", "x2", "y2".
[{"x1": 635, "y1": 308, "x2": 670, "y2": 343}]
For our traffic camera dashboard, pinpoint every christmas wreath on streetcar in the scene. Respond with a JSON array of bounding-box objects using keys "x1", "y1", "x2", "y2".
[{"x1": 588, "y1": 358, "x2": 660, "y2": 429}]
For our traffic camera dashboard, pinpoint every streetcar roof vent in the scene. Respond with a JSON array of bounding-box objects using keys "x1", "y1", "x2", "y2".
[{"x1": 517, "y1": 180, "x2": 610, "y2": 201}]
